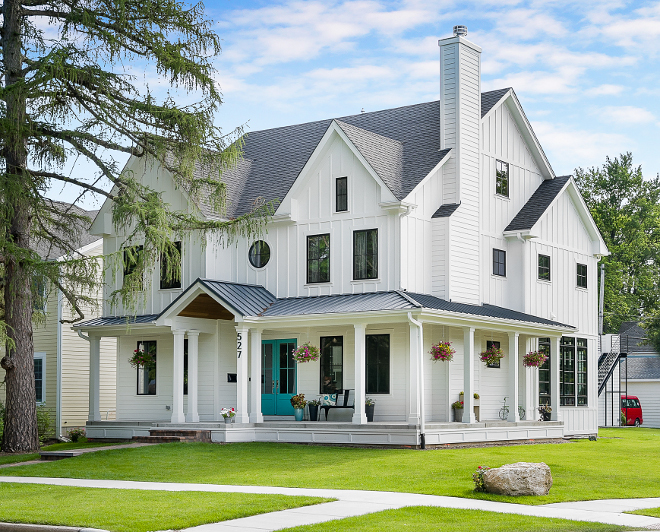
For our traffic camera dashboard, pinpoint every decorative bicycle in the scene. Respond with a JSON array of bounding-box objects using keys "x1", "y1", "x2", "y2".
[{"x1": 498, "y1": 397, "x2": 526, "y2": 420}]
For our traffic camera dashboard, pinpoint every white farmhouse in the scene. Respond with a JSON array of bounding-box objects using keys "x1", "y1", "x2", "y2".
[{"x1": 78, "y1": 27, "x2": 608, "y2": 446}]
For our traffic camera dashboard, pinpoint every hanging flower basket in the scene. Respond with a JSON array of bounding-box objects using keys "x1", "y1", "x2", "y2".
[
  {"x1": 292, "y1": 342, "x2": 320, "y2": 363},
  {"x1": 430, "y1": 341, "x2": 455, "y2": 362},
  {"x1": 523, "y1": 351, "x2": 548, "y2": 368},
  {"x1": 479, "y1": 346, "x2": 504, "y2": 366},
  {"x1": 129, "y1": 344, "x2": 155, "y2": 368}
]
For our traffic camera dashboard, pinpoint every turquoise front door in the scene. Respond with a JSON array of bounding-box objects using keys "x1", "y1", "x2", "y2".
[{"x1": 261, "y1": 339, "x2": 297, "y2": 415}]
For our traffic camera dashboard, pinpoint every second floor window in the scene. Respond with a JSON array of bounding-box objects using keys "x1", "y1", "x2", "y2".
[
  {"x1": 336, "y1": 177, "x2": 348, "y2": 212},
  {"x1": 577, "y1": 263, "x2": 587, "y2": 288},
  {"x1": 307, "y1": 234, "x2": 330, "y2": 283},
  {"x1": 123, "y1": 245, "x2": 144, "y2": 291},
  {"x1": 496, "y1": 160, "x2": 509, "y2": 197},
  {"x1": 493, "y1": 248, "x2": 506, "y2": 277},
  {"x1": 160, "y1": 241, "x2": 182, "y2": 290},
  {"x1": 538, "y1": 254, "x2": 551, "y2": 281},
  {"x1": 354, "y1": 229, "x2": 378, "y2": 280}
]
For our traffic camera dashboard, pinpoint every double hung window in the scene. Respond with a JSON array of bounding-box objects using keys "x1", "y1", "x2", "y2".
[
  {"x1": 307, "y1": 234, "x2": 330, "y2": 283},
  {"x1": 577, "y1": 263, "x2": 587, "y2": 288},
  {"x1": 336, "y1": 177, "x2": 348, "y2": 212},
  {"x1": 34, "y1": 353, "x2": 45, "y2": 404},
  {"x1": 354, "y1": 229, "x2": 378, "y2": 280},
  {"x1": 538, "y1": 254, "x2": 551, "y2": 281},
  {"x1": 493, "y1": 249, "x2": 506, "y2": 277},
  {"x1": 124, "y1": 245, "x2": 144, "y2": 290},
  {"x1": 366, "y1": 334, "x2": 390, "y2": 394}
]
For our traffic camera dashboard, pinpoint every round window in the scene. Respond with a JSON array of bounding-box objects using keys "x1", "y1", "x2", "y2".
[{"x1": 248, "y1": 240, "x2": 270, "y2": 268}]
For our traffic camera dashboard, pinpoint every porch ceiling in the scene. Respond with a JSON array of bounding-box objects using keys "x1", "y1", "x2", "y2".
[{"x1": 178, "y1": 293, "x2": 234, "y2": 320}]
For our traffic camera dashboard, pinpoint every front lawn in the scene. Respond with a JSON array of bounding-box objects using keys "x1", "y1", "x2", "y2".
[
  {"x1": 281, "y1": 507, "x2": 629, "y2": 532},
  {"x1": 0, "y1": 483, "x2": 330, "y2": 532},
  {"x1": 0, "y1": 441, "x2": 128, "y2": 466},
  {"x1": 4, "y1": 428, "x2": 659, "y2": 505},
  {"x1": 628, "y1": 508, "x2": 660, "y2": 518}
]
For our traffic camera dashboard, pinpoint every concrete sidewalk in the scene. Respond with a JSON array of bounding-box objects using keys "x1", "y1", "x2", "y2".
[{"x1": 2, "y1": 476, "x2": 660, "y2": 531}]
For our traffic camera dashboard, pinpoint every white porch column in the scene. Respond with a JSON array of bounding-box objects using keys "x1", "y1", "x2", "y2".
[
  {"x1": 249, "y1": 328, "x2": 263, "y2": 423},
  {"x1": 550, "y1": 336, "x2": 562, "y2": 421},
  {"x1": 408, "y1": 322, "x2": 420, "y2": 424},
  {"x1": 353, "y1": 323, "x2": 367, "y2": 424},
  {"x1": 235, "y1": 325, "x2": 250, "y2": 423},
  {"x1": 462, "y1": 327, "x2": 476, "y2": 423},
  {"x1": 88, "y1": 335, "x2": 101, "y2": 422},
  {"x1": 172, "y1": 329, "x2": 186, "y2": 423},
  {"x1": 508, "y1": 332, "x2": 520, "y2": 422},
  {"x1": 524, "y1": 337, "x2": 537, "y2": 421},
  {"x1": 186, "y1": 330, "x2": 200, "y2": 423}
]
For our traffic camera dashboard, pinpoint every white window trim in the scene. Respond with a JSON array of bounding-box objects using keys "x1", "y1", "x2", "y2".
[
  {"x1": 247, "y1": 239, "x2": 272, "y2": 272},
  {"x1": 34, "y1": 352, "x2": 46, "y2": 405},
  {"x1": 537, "y1": 253, "x2": 552, "y2": 283}
]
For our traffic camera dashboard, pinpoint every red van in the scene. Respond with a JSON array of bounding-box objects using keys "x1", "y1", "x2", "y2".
[{"x1": 621, "y1": 395, "x2": 643, "y2": 426}]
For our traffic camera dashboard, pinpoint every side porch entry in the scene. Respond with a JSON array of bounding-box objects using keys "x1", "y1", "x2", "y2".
[{"x1": 261, "y1": 339, "x2": 297, "y2": 416}]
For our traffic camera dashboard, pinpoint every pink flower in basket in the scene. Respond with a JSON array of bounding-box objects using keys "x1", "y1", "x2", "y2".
[
  {"x1": 523, "y1": 351, "x2": 548, "y2": 368},
  {"x1": 430, "y1": 342, "x2": 455, "y2": 362},
  {"x1": 292, "y1": 342, "x2": 320, "y2": 363}
]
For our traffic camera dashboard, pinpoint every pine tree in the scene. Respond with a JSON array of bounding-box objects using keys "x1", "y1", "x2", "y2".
[{"x1": 0, "y1": 0, "x2": 269, "y2": 452}]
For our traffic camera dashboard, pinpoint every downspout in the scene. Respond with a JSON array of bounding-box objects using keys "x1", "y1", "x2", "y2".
[
  {"x1": 56, "y1": 289, "x2": 63, "y2": 439},
  {"x1": 407, "y1": 312, "x2": 426, "y2": 449},
  {"x1": 398, "y1": 205, "x2": 414, "y2": 291}
]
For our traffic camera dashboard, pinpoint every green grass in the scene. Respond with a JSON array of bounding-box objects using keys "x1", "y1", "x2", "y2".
[
  {"x1": 0, "y1": 440, "x2": 128, "y2": 466},
  {"x1": 281, "y1": 507, "x2": 629, "y2": 532},
  {"x1": 4, "y1": 428, "x2": 659, "y2": 505},
  {"x1": 0, "y1": 483, "x2": 331, "y2": 532},
  {"x1": 0, "y1": 453, "x2": 39, "y2": 466},
  {"x1": 628, "y1": 508, "x2": 660, "y2": 518}
]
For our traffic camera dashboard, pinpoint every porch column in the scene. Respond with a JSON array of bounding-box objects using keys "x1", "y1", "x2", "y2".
[
  {"x1": 235, "y1": 325, "x2": 250, "y2": 423},
  {"x1": 172, "y1": 329, "x2": 186, "y2": 423},
  {"x1": 508, "y1": 332, "x2": 520, "y2": 422},
  {"x1": 408, "y1": 322, "x2": 420, "y2": 424},
  {"x1": 352, "y1": 323, "x2": 367, "y2": 424},
  {"x1": 524, "y1": 337, "x2": 536, "y2": 421},
  {"x1": 186, "y1": 330, "x2": 200, "y2": 423},
  {"x1": 550, "y1": 336, "x2": 562, "y2": 421},
  {"x1": 462, "y1": 327, "x2": 476, "y2": 423},
  {"x1": 249, "y1": 328, "x2": 263, "y2": 423},
  {"x1": 88, "y1": 335, "x2": 101, "y2": 422}
]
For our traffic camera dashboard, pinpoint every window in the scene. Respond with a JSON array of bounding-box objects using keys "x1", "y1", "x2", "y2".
[
  {"x1": 32, "y1": 276, "x2": 47, "y2": 312},
  {"x1": 560, "y1": 337, "x2": 575, "y2": 406},
  {"x1": 34, "y1": 353, "x2": 46, "y2": 404},
  {"x1": 493, "y1": 249, "x2": 506, "y2": 277},
  {"x1": 538, "y1": 338, "x2": 551, "y2": 406},
  {"x1": 249, "y1": 240, "x2": 271, "y2": 269},
  {"x1": 538, "y1": 254, "x2": 551, "y2": 281},
  {"x1": 496, "y1": 160, "x2": 509, "y2": 197},
  {"x1": 336, "y1": 177, "x2": 348, "y2": 212},
  {"x1": 320, "y1": 336, "x2": 343, "y2": 393},
  {"x1": 486, "y1": 340, "x2": 501, "y2": 368},
  {"x1": 366, "y1": 334, "x2": 390, "y2": 394},
  {"x1": 136, "y1": 340, "x2": 157, "y2": 395},
  {"x1": 577, "y1": 338, "x2": 588, "y2": 406},
  {"x1": 160, "y1": 241, "x2": 182, "y2": 290},
  {"x1": 183, "y1": 339, "x2": 188, "y2": 395},
  {"x1": 124, "y1": 245, "x2": 144, "y2": 290},
  {"x1": 353, "y1": 229, "x2": 378, "y2": 280},
  {"x1": 577, "y1": 263, "x2": 587, "y2": 289},
  {"x1": 307, "y1": 234, "x2": 330, "y2": 284}
]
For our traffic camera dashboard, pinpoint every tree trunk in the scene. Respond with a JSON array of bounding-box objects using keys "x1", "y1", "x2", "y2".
[{"x1": 0, "y1": 0, "x2": 39, "y2": 453}]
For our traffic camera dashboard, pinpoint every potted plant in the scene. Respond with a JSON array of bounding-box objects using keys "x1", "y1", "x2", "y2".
[
  {"x1": 523, "y1": 351, "x2": 548, "y2": 368},
  {"x1": 365, "y1": 397, "x2": 376, "y2": 422},
  {"x1": 480, "y1": 345, "x2": 505, "y2": 367},
  {"x1": 290, "y1": 394, "x2": 307, "y2": 421},
  {"x1": 452, "y1": 400, "x2": 464, "y2": 422},
  {"x1": 220, "y1": 407, "x2": 236, "y2": 424},
  {"x1": 308, "y1": 398, "x2": 322, "y2": 422},
  {"x1": 430, "y1": 341, "x2": 455, "y2": 362},
  {"x1": 129, "y1": 343, "x2": 156, "y2": 368},
  {"x1": 292, "y1": 343, "x2": 320, "y2": 363},
  {"x1": 68, "y1": 428, "x2": 86, "y2": 443},
  {"x1": 538, "y1": 404, "x2": 552, "y2": 421},
  {"x1": 459, "y1": 392, "x2": 480, "y2": 405}
]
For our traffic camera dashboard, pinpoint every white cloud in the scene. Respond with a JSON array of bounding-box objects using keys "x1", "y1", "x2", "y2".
[
  {"x1": 600, "y1": 106, "x2": 656, "y2": 125},
  {"x1": 586, "y1": 84, "x2": 625, "y2": 96}
]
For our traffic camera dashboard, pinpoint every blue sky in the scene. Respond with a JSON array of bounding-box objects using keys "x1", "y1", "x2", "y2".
[{"x1": 52, "y1": 0, "x2": 660, "y2": 208}]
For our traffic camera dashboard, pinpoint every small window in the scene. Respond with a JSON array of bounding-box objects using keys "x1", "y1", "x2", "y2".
[
  {"x1": 307, "y1": 234, "x2": 330, "y2": 284},
  {"x1": 249, "y1": 240, "x2": 271, "y2": 269},
  {"x1": 320, "y1": 336, "x2": 343, "y2": 393},
  {"x1": 34, "y1": 353, "x2": 46, "y2": 403},
  {"x1": 183, "y1": 339, "x2": 188, "y2": 396},
  {"x1": 496, "y1": 160, "x2": 509, "y2": 197},
  {"x1": 32, "y1": 276, "x2": 47, "y2": 313},
  {"x1": 354, "y1": 229, "x2": 378, "y2": 280},
  {"x1": 136, "y1": 340, "x2": 157, "y2": 395},
  {"x1": 577, "y1": 263, "x2": 587, "y2": 289},
  {"x1": 493, "y1": 249, "x2": 506, "y2": 277},
  {"x1": 123, "y1": 245, "x2": 144, "y2": 290},
  {"x1": 560, "y1": 337, "x2": 575, "y2": 406},
  {"x1": 366, "y1": 334, "x2": 390, "y2": 394},
  {"x1": 577, "y1": 338, "x2": 588, "y2": 406},
  {"x1": 538, "y1": 338, "x2": 551, "y2": 406},
  {"x1": 538, "y1": 254, "x2": 551, "y2": 281},
  {"x1": 336, "y1": 177, "x2": 348, "y2": 212},
  {"x1": 160, "y1": 241, "x2": 182, "y2": 290},
  {"x1": 486, "y1": 340, "x2": 501, "y2": 368}
]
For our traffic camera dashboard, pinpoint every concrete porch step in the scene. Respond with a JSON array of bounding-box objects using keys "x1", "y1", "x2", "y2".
[{"x1": 132, "y1": 429, "x2": 212, "y2": 443}]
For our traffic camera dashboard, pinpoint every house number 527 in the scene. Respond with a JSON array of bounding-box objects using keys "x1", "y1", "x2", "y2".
[{"x1": 237, "y1": 333, "x2": 242, "y2": 359}]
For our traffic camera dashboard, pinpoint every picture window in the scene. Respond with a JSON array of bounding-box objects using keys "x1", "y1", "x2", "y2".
[
  {"x1": 320, "y1": 336, "x2": 343, "y2": 393},
  {"x1": 123, "y1": 245, "x2": 144, "y2": 291},
  {"x1": 353, "y1": 229, "x2": 378, "y2": 280},
  {"x1": 366, "y1": 334, "x2": 390, "y2": 394},
  {"x1": 136, "y1": 340, "x2": 157, "y2": 396},
  {"x1": 307, "y1": 234, "x2": 330, "y2": 283},
  {"x1": 496, "y1": 160, "x2": 509, "y2": 197},
  {"x1": 160, "y1": 241, "x2": 182, "y2": 290},
  {"x1": 336, "y1": 177, "x2": 348, "y2": 212}
]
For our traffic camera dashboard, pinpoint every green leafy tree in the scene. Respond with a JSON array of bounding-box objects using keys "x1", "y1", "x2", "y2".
[
  {"x1": 574, "y1": 153, "x2": 660, "y2": 339},
  {"x1": 0, "y1": 0, "x2": 269, "y2": 453}
]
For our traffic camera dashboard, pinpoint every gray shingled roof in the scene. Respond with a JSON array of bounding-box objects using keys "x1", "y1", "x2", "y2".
[
  {"x1": 35, "y1": 201, "x2": 100, "y2": 260},
  {"x1": 432, "y1": 203, "x2": 461, "y2": 218},
  {"x1": 481, "y1": 88, "x2": 511, "y2": 118},
  {"x1": 619, "y1": 321, "x2": 658, "y2": 354},
  {"x1": 620, "y1": 356, "x2": 660, "y2": 379},
  {"x1": 504, "y1": 176, "x2": 571, "y2": 232}
]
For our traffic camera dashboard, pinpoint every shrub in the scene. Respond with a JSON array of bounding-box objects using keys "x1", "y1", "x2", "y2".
[
  {"x1": 68, "y1": 428, "x2": 86, "y2": 442},
  {"x1": 37, "y1": 405, "x2": 52, "y2": 444},
  {"x1": 472, "y1": 465, "x2": 491, "y2": 492}
]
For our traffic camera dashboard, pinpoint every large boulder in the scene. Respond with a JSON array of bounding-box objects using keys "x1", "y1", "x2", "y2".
[{"x1": 482, "y1": 462, "x2": 552, "y2": 496}]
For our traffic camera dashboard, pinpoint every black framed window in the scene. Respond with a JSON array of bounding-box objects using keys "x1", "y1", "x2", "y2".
[
  {"x1": 493, "y1": 249, "x2": 506, "y2": 277},
  {"x1": 538, "y1": 254, "x2": 551, "y2": 281},
  {"x1": 336, "y1": 177, "x2": 348, "y2": 212},
  {"x1": 577, "y1": 338, "x2": 588, "y2": 406},
  {"x1": 366, "y1": 334, "x2": 390, "y2": 394},
  {"x1": 183, "y1": 339, "x2": 188, "y2": 396},
  {"x1": 249, "y1": 240, "x2": 271, "y2": 269},
  {"x1": 354, "y1": 229, "x2": 378, "y2": 280},
  {"x1": 124, "y1": 245, "x2": 144, "y2": 290},
  {"x1": 34, "y1": 356, "x2": 44, "y2": 403},
  {"x1": 577, "y1": 263, "x2": 587, "y2": 289},
  {"x1": 538, "y1": 338, "x2": 551, "y2": 406},
  {"x1": 496, "y1": 160, "x2": 509, "y2": 197},
  {"x1": 320, "y1": 336, "x2": 343, "y2": 393},
  {"x1": 307, "y1": 234, "x2": 330, "y2": 284},
  {"x1": 32, "y1": 276, "x2": 47, "y2": 312},
  {"x1": 160, "y1": 241, "x2": 182, "y2": 290},
  {"x1": 560, "y1": 337, "x2": 575, "y2": 406},
  {"x1": 486, "y1": 340, "x2": 501, "y2": 368},
  {"x1": 137, "y1": 340, "x2": 157, "y2": 395}
]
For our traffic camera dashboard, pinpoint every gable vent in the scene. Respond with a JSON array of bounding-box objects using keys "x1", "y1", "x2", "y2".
[{"x1": 453, "y1": 25, "x2": 468, "y2": 37}]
